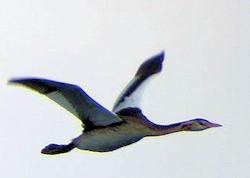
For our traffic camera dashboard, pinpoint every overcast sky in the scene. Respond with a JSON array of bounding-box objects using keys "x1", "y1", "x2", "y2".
[{"x1": 0, "y1": 1, "x2": 249, "y2": 178}]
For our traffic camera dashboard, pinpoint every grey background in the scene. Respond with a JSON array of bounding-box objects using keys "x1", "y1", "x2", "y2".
[{"x1": 1, "y1": 1, "x2": 249, "y2": 178}]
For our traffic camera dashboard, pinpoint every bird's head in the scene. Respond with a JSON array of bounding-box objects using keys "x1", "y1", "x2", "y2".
[{"x1": 180, "y1": 118, "x2": 222, "y2": 131}]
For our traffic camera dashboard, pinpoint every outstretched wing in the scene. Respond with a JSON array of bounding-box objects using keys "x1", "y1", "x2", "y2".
[
  {"x1": 9, "y1": 78, "x2": 122, "y2": 128},
  {"x1": 112, "y1": 52, "x2": 165, "y2": 113}
]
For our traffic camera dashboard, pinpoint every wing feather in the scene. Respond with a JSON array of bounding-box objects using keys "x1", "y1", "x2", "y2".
[
  {"x1": 112, "y1": 52, "x2": 165, "y2": 113},
  {"x1": 9, "y1": 78, "x2": 122, "y2": 127}
]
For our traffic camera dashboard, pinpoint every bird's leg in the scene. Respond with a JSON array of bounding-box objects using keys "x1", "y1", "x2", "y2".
[{"x1": 41, "y1": 142, "x2": 75, "y2": 155}]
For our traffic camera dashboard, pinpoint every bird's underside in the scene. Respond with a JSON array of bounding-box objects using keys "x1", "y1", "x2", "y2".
[
  {"x1": 9, "y1": 52, "x2": 221, "y2": 155},
  {"x1": 72, "y1": 112, "x2": 147, "y2": 152},
  {"x1": 42, "y1": 109, "x2": 149, "y2": 154}
]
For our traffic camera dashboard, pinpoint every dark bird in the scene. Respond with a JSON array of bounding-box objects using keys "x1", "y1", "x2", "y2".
[{"x1": 9, "y1": 52, "x2": 221, "y2": 155}]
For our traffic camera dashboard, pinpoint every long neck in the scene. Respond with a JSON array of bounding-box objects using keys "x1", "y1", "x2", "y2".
[{"x1": 147, "y1": 122, "x2": 184, "y2": 136}]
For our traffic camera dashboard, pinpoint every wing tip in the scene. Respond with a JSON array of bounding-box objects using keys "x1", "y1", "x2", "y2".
[
  {"x1": 8, "y1": 78, "x2": 34, "y2": 85},
  {"x1": 8, "y1": 77, "x2": 47, "y2": 84},
  {"x1": 135, "y1": 51, "x2": 165, "y2": 78},
  {"x1": 8, "y1": 78, "x2": 23, "y2": 85},
  {"x1": 152, "y1": 50, "x2": 165, "y2": 64},
  {"x1": 157, "y1": 50, "x2": 165, "y2": 62},
  {"x1": 8, "y1": 77, "x2": 57, "y2": 94}
]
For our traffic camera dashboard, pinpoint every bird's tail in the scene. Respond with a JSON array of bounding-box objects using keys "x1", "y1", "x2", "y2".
[{"x1": 41, "y1": 143, "x2": 75, "y2": 155}]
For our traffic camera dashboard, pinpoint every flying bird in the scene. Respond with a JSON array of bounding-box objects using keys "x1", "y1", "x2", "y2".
[{"x1": 9, "y1": 52, "x2": 221, "y2": 155}]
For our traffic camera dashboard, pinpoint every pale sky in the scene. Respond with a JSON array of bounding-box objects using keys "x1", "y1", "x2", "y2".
[{"x1": 0, "y1": 1, "x2": 250, "y2": 178}]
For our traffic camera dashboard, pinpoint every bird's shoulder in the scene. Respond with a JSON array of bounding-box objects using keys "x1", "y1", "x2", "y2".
[{"x1": 116, "y1": 107, "x2": 143, "y2": 117}]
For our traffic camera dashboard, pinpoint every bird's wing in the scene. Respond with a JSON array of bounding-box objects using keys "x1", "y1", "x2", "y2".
[
  {"x1": 112, "y1": 52, "x2": 165, "y2": 113},
  {"x1": 9, "y1": 78, "x2": 122, "y2": 128}
]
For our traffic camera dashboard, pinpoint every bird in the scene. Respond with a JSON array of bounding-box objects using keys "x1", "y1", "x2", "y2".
[{"x1": 9, "y1": 52, "x2": 221, "y2": 155}]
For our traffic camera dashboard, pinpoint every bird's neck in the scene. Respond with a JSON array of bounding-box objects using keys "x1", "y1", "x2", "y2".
[{"x1": 147, "y1": 122, "x2": 183, "y2": 136}]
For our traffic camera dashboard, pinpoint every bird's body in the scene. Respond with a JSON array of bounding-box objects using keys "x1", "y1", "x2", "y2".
[
  {"x1": 9, "y1": 52, "x2": 221, "y2": 154},
  {"x1": 73, "y1": 115, "x2": 145, "y2": 152}
]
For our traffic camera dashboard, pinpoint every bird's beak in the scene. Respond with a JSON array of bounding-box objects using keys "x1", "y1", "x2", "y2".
[{"x1": 208, "y1": 122, "x2": 222, "y2": 128}]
